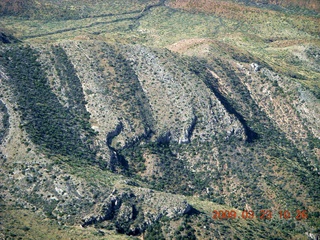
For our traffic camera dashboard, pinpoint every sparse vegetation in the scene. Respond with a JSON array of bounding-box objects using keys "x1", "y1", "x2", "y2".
[{"x1": 0, "y1": 0, "x2": 319, "y2": 239}]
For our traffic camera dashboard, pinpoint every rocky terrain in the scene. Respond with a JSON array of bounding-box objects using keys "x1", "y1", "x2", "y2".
[{"x1": 0, "y1": 0, "x2": 319, "y2": 239}]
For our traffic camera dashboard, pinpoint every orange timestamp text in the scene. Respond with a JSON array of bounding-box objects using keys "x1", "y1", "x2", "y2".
[{"x1": 212, "y1": 209, "x2": 307, "y2": 220}]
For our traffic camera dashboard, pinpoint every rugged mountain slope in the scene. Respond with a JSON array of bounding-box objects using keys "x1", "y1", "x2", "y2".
[
  {"x1": 0, "y1": 0, "x2": 319, "y2": 239},
  {"x1": 1, "y1": 40, "x2": 319, "y2": 239}
]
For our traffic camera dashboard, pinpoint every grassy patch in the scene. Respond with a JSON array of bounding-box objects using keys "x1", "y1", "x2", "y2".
[{"x1": 0, "y1": 207, "x2": 134, "y2": 239}]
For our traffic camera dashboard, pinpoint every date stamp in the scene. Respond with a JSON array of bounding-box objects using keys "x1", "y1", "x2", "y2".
[{"x1": 212, "y1": 209, "x2": 308, "y2": 220}]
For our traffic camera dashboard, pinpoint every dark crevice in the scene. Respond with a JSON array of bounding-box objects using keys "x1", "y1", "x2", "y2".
[
  {"x1": 198, "y1": 68, "x2": 259, "y2": 143},
  {"x1": 0, "y1": 100, "x2": 9, "y2": 144},
  {"x1": 101, "y1": 45, "x2": 157, "y2": 172},
  {"x1": 106, "y1": 121, "x2": 123, "y2": 148},
  {"x1": 180, "y1": 114, "x2": 197, "y2": 144},
  {"x1": 0, "y1": 32, "x2": 21, "y2": 44},
  {"x1": 187, "y1": 115, "x2": 197, "y2": 143},
  {"x1": 204, "y1": 73, "x2": 258, "y2": 142},
  {"x1": 106, "y1": 121, "x2": 129, "y2": 171},
  {"x1": 187, "y1": 58, "x2": 258, "y2": 142}
]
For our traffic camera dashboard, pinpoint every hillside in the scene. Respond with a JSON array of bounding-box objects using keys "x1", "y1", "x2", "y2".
[
  {"x1": 239, "y1": 0, "x2": 320, "y2": 12},
  {"x1": 0, "y1": 0, "x2": 319, "y2": 239}
]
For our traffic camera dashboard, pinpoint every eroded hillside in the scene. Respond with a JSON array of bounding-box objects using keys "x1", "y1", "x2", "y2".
[
  {"x1": 0, "y1": 0, "x2": 319, "y2": 239},
  {"x1": 0, "y1": 39, "x2": 319, "y2": 239}
]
